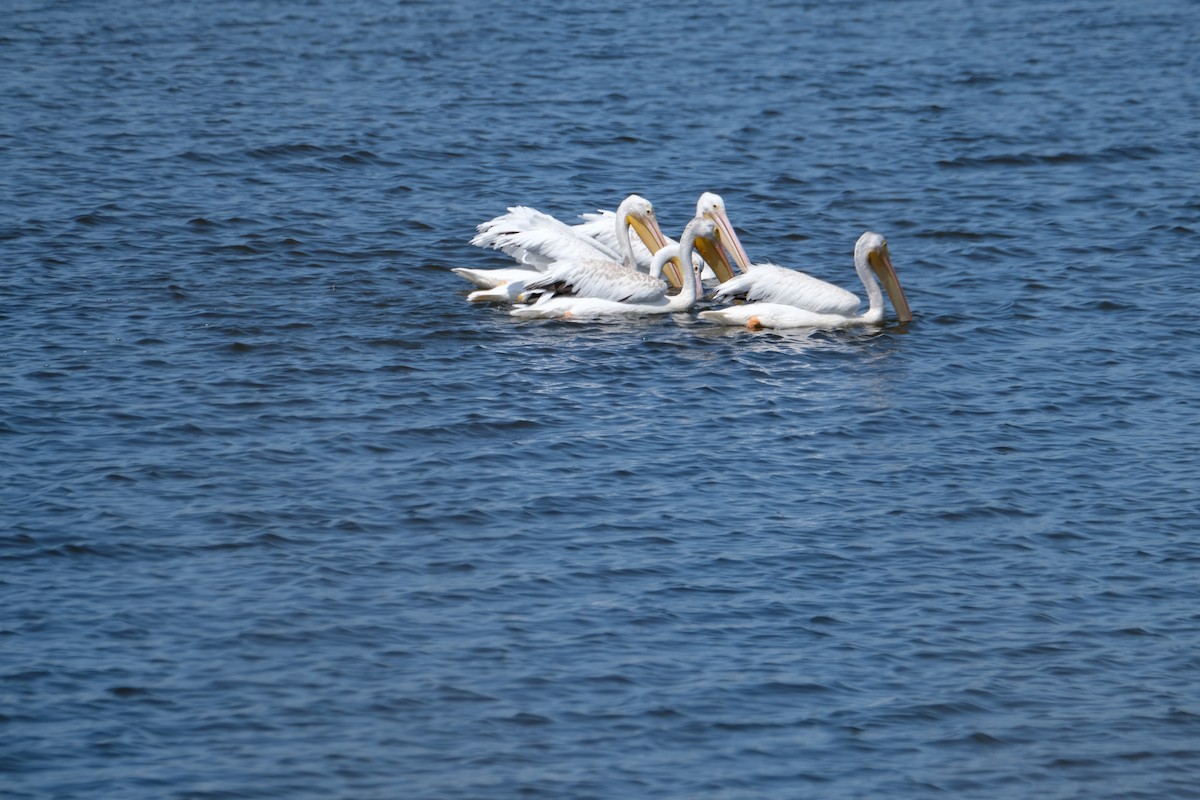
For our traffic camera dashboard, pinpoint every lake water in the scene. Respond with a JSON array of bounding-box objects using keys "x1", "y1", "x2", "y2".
[{"x1": 3, "y1": 1, "x2": 1200, "y2": 797}]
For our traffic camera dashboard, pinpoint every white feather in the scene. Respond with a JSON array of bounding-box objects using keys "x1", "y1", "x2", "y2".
[
  {"x1": 711, "y1": 262, "x2": 862, "y2": 315},
  {"x1": 470, "y1": 206, "x2": 619, "y2": 270},
  {"x1": 522, "y1": 258, "x2": 669, "y2": 304}
]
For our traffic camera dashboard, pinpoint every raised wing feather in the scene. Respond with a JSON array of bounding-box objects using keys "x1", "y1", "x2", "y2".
[{"x1": 471, "y1": 206, "x2": 619, "y2": 270}]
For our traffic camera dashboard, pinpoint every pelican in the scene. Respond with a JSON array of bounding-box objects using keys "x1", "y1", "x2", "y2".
[
  {"x1": 575, "y1": 191, "x2": 745, "y2": 283},
  {"x1": 462, "y1": 201, "x2": 679, "y2": 305},
  {"x1": 696, "y1": 196, "x2": 912, "y2": 321},
  {"x1": 700, "y1": 231, "x2": 912, "y2": 329},
  {"x1": 510, "y1": 216, "x2": 735, "y2": 321},
  {"x1": 454, "y1": 194, "x2": 670, "y2": 293}
]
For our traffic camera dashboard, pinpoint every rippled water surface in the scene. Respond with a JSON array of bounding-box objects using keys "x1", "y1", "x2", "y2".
[{"x1": 4, "y1": 1, "x2": 1200, "y2": 797}]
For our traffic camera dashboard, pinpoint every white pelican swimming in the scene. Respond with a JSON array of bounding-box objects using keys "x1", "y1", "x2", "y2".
[
  {"x1": 700, "y1": 231, "x2": 912, "y2": 329},
  {"x1": 462, "y1": 198, "x2": 679, "y2": 305},
  {"x1": 453, "y1": 194, "x2": 670, "y2": 295},
  {"x1": 694, "y1": 196, "x2": 909, "y2": 322},
  {"x1": 574, "y1": 191, "x2": 745, "y2": 283},
  {"x1": 510, "y1": 216, "x2": 735, "y2": 321}
]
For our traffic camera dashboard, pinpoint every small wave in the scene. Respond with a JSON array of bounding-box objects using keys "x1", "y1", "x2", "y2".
[
  {"x1": 203, "y1": 243, "x2": 268, "y2": 256},
  {"x1": 176, "y1": 149, "x2": 228, "y2": 164},
  {"x1": 73, "y1": 212, "x2": 121, "y2": 226},
  {"x1": 496, "y1": 712, "x2": 554, "y2": 726},
  {"x1": 321, "y1": 150, "x2": 397, "y2": 167},
  {"x1": 912, "y1": 229, "x2": 1013, "y2": 240},
  {"x1": 246, "y1": 142, "x2": 329, "y2": 160},
  {"x1": 759, "y1": 680, "x2": 833, "y2": 695},
  {"x1": 192, "y1": 532, "x2": 305, "y2": 552},
  {"x1": 769, "y1": 173, "x2": 809, "y2": 186},
  {"x1": 437, "y1": 685, "x2": 498, "y2": 703},
  {"x1": 937, "y1": 504, "x2": 1041, "y2": 521},
  {"x1": 939, "y1": 144, "x2": 1161, "y2": 169}
]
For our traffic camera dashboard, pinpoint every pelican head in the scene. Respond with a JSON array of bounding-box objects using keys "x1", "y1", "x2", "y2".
[
  {"x1": 694, "y1": 192, "x2": 752, "y2": 280},
  {"x1": 649, "y1": 216, "x2": 731, "y2": 300},
  {"x1": 676, "y1": 216, "x2": 736, "y2": 300},
  {"x1": 856, "y1": 232, "x2": 912, "y2": 323},
  {"x1": 617, "y1": 193, "x2": 670, "y2": 263}
]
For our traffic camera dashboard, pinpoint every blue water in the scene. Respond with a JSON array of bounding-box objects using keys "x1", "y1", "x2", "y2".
[{"x1": 4, "y1": 1, "x2": 1200, "y2": 797}]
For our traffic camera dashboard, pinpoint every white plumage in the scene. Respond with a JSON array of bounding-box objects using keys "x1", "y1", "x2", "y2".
[
  {"x1": 701, "y1": 232, "x2": 912, "y2": 329},
  {"x1": 519, "y1": 258, "x2": 673, "y2": 305},
  {"x1": 510, "y1": 216, "x2": 734, "y2": 321},
  {"x1": 711, "y1": 262, "x2": 862, "y2": 315},
  {"x1": 696, "y1": 196, "x2": 914, "y2": 321},
  {"x1": 454, "y1": 195, "x2": 669, "y2": 298},
  {"x1": 578, "y1": 192, "x2": 747, "y2": 283}
]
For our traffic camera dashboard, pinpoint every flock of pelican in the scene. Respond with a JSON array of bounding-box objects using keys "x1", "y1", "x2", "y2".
[{"x1": 453, "y1": 193, "x2": 912, "y2": 330}]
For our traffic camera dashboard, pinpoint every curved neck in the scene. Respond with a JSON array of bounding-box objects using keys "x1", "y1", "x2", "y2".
[
  {"x1": 855, "y1": 250, "x2": 885, "y2": 324},
  {"x1": 666, "y1": 230, "x2": 700, "y2": 312},
  {"x1": 612, "y1": 200, "x2": 638, "y2": 270},
  {"x1": 648, "y1": 244, "x2": 673, "y2": 280}
]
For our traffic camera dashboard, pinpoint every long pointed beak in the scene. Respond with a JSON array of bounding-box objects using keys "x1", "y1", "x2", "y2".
[
  {"x1": 702, "y1": 207, "x2": 752, "y2": 280},
  {"x1": 870, "y1": 246, "x2": 913, "y2": 323},
  {"x1": 661, "y1": 255, "x2": 685, "y2": 289},
  {"x1": 692, "y1": 235, "x2": 735, "y2": 292},
  {"x1": 628, "y1": 214, "x2": 671, "y2": 257}
]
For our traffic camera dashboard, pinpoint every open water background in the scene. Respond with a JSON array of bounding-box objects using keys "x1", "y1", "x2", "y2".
[{"x1": 3, "y1": 1, "x2": 1200, "y2": 797}]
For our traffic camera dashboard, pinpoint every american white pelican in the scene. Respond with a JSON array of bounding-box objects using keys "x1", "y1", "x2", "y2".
[
  {"x1": 510, "y1": 216, "x2": 735, "y2": 321},
  {"x1": 575, "y1": 192, "x2": 745, "y2": 283},
  {"x1": 454, "y1": 194, "x2": 669, "y2": 293},
  {"x1": 697, "y1": 196, "x2": 911, "y2": 321},
  {"x1": 700, "y1": 232, "x2": 912, "y2": 329},
  {"x1": 692, "y1": 192, "x2": 747, "y2": 282}
]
